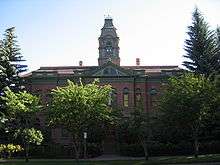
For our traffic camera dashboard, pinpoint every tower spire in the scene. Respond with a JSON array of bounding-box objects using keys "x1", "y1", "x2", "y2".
[{"x1": 98, "y1": 17, "x2": 120, "y2": 66}]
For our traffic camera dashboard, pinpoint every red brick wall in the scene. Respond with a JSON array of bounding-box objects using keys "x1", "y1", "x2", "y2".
[{"x1": 27, "y1": 78, "x2": 162, "y2": 144}]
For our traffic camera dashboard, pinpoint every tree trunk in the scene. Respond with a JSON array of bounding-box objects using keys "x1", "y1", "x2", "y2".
[
  {"x1": 193, "y1": 127, "x2": 199, "y2": 158},
  {"x1": 140, "y1": 138, "x2": 149, "y2": 161},
  {"x1": 73, "y1": 142, "x2": 79, "y2": 162},
  {"x1": 194, "y1": 136, "x2": 199, "y2": 158},
  {"x1": 73, "y1": 135, "x2": 81, "y2": 163},
  {"x1": 25, "y1": 143, "x2": 29, "y2": 162},
  {"x1": 24, "y1": 117, "x2": 29, "y2": 162}
]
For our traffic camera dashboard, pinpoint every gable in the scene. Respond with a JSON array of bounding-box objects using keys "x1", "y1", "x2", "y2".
[{"x1": 91, "y1": 62, "x2": 132, "y2": 77}]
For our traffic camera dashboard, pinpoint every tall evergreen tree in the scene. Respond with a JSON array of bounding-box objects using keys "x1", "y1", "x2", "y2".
[
  {"x1": 183, "y1": 8, "x2": 219, "y2": 77},
  {"x1": 1, "y1": 27, "x2": 27, "y2": 92},
  {"x1": 0, "y1": 27, "x2": 27, "y2": 116},
  {"x1": 215, "y1": 26, "x2": 220, "y2": 74},
  {"x1": 0, "y1": 41, "x2": 5, "y2": 92},
  {"x1": 0, "y1": 38, "x2": 9, "y2": 115},
  {"x1": 217, "y1": 26, "x2": 220, "y2": 48}
]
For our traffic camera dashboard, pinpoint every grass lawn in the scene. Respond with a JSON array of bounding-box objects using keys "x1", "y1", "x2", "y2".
[{"x1": 1, "y1": 154, "x2": 220, "y2": 165}]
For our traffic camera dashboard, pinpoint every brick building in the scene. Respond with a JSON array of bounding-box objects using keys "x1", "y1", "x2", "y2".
[{"x1": 24, "y1": 17, "x2": 181, "y2": 149}]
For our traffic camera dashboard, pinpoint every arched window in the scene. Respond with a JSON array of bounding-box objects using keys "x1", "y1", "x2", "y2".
[
  {"x1": 106, "y1": 41, "x2": 112, "y2": 46},
  {"x1": 135, "y1": 88, "x2": 142, "y2": 103},
  {"x1": 149, "y1": 87, "x2": 158, "y2": 110},
  {"x1": 112, "y1": 89, "x2": 117, "y2": 107},
  {"x1": 106, "y1": 41, "x2": 113, "y2": 53},
  {"x1": 123, "y1": 88, "x2": 129, "y2": 107},
  {"x1": 108, "y1": 89, "x2": 117, "y2": 107}
]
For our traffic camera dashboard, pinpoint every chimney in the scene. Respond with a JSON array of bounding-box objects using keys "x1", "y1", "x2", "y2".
[
  {"x1": 79, "y1": 61, "x2": 83, "y2": 66},
  {"x1": 136, "y1": 58, "x2": 140, "y2": 66}
]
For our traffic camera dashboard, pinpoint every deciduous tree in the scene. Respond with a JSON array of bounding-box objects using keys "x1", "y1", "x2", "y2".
[
  {"x1": 158, "y1": 74, "x2": 220, "y2": 158},
  {"x1": 49, "y1": 80, "x2": 112, "y2": 160},
  {"x1": 2, "y1": 89, "x2": 43, "y2": 162}
]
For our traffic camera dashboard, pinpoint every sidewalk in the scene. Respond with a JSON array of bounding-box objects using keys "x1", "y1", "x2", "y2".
[{"x1": 86, "y1": 154, "x2": 144, "y2": 161}]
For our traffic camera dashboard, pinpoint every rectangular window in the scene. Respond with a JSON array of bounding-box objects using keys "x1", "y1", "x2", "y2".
[{"x1": 123, "y1": 94, "x2": 129, "y2": 107}]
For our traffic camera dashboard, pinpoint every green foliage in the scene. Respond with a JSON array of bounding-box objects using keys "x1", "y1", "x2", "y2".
[
  {"x1": 1, "y1": 89, "x2": 42, "y2": 162},
  {"x1": 159, "y1": 73, "x2": 219, "y2": 127},
  {"x1": 214, "y1": 74, "x2": 220, "y2": 92},
  {"x1": 49, "y1": 79, "x2": 112, "y2": 159},
  {"x1": 119, "y1": 143, "x2": 145, "y2": 157},
  {"x1": 3, "y1": 89, "x2": 41, "y2": 115},
  {"x1": 0, "y1": 27, "x2": 27, "y2": 129},
  {"x1": 0, "y1": 144, "x2": 23, "y2": 158},
  {"x1": 215, "y1": 27, "x2": 220, "y2": 74},
  {"x1": 119, "y1": 141, "x2": 220, "y2": 157},
  {"x1": 117, "y1": 107, "x2": 155, "y2": 160},
  {"x1": 0, "y1": 27, "x2": 27, "y2": 93},
  {"x1": 122, "y1": 110, "x2": 149, "y2": 142},
  {"x1": 183, "y1": 8, "x2": 219, "y2": 77},
  {"x1": 158, "y1": 73, "x2": 220, "y2": 157},
  {"x1": 14, "y1": 128, "x2": 43, "y2": 145},
  {"x1": 0, "y1": 39, "x2": 9, "y2": 93},
  {"x1": 2, "y1": 88, "x2": 42, "y2": 130},
  {"x1": 2, "y1": 27, "x2": 27, "y2": 75},
  {"x1": 49, "y1": 79, "x2": 112, "y2": 132}
]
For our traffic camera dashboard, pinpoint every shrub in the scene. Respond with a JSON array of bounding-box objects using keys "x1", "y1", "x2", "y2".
[
  {"x1": 87, "y1": 143, "x2": 103, "y2": 158},
  {"x1": 28, "y1": 142, "x2": 103, "y2": 158},
  {"x1": 119, "y1": 142, "x2": 193, "y2": 157},
  {"x1": 119, "y1": 143, "x2": 144, "y2": 157},
  {"x1": 0, "y1": 144, "x2": 23, "y2": 158},
  {"x1": 200, "y1": 141, "x2": 220, "y2": 154}
]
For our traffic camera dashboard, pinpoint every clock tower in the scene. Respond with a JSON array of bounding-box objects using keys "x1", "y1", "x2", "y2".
[{"x1": 98, "y1": 16, "x2": 120, "y2": 66}]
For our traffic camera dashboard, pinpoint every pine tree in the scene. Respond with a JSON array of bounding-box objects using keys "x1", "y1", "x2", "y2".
[
  {"x1": 1, "y1": 27, "x2": 27, "y2": 92},
  {"x1": 0, "y1": 27, "x2": 27, "y2": 116},
  {"x1": 217, "y1": 26, "x2": 220, "y2": 46},
  {"x1": 0, "y1": 38, "x2": 9, "y2": 114},
  {"x1": 215, "y1": 26, "x2": 220, "y2": 74},
  {"x1": 0, "y1": 40, "x2": 6, "y2": 92},
  {"x1": 183, "y1": 8, "x2": 219, "y2": 77}
]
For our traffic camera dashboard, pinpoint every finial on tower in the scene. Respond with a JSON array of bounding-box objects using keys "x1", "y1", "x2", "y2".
[{"x1": 105, "y1": 14, "x2": 112, "y2": 19}]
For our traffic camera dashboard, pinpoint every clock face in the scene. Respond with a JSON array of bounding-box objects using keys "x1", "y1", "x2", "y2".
[
  {"x1": 105, "y1": 41, "x2": 113, "y2": 54},
  {"x1": 106, "y1": 47, "x2": 112, "y2": 54}
]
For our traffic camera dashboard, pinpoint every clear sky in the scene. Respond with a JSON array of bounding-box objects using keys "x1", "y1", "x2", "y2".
[{"x1": 0, "y1": 0, "x2": 220, "y2": 72}]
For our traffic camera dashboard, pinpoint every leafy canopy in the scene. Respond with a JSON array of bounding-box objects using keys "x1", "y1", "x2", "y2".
[
  {"x1": 49, "y1": 79, "x2": 112, "y2": 134},
  {"x1": 159, "y1": 73, "x2": 219, "y2": 129},
  {"x1": 2, "y1": 88, "x2": 41, "y2": 116},
  {"x1": 14, "y1": 128, "x2": 43, "y2": 145}
]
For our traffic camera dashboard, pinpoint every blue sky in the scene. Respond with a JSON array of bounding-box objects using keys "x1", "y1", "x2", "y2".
[{"x1": 0, "y1": 0, "x2": 220, "y2": 72}]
